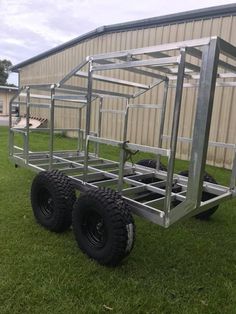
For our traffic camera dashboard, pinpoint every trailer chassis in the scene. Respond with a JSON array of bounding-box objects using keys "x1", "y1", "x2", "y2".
[{"x1": 9, "y1": 36, "x2": 236, "y2": 264}]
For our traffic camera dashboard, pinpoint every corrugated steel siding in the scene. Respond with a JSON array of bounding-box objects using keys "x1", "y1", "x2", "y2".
[{"x1": 19, "y1": 15, "x2": 236, "y2": 169}]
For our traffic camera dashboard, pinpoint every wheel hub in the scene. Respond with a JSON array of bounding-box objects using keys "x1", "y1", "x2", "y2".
[
  {"x1": 96, "y1": 221, "x2": 103, "y2": 234},
  {"x1": 83, "y1": 211, "x2": 107, "y2": 248},
  {"x1": 38, "y1": 189, "x2": 54, "y2": 218}
]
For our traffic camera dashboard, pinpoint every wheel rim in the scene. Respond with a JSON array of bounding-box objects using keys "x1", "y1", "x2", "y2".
[
  {"x1": 38, "y1": 188, "x2": 54, "y2": 218},
  {"x1": 82, "y1": 211, "x2": 107, "y2": 248}
]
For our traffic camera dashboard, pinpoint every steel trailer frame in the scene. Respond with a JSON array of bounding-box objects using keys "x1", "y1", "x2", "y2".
[{"x1": 9, "y1": 36, "x2": 236, "y2": 228}]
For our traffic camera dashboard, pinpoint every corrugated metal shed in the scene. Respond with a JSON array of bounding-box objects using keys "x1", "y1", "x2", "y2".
[
  {"x1": 11, "y1": 4, "x2": 236, "y2": 168},
  {"x1": 0, "y1": 86, "x2": 18, "y2": 115}
]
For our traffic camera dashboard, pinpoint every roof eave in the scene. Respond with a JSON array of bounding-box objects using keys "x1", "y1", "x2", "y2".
[{"x1": 10, "y1": 3, "x2": 236, "y2": 72}]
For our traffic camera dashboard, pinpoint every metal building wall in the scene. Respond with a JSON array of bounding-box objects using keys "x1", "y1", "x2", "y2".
[
  {"x1": 19, "y1": 15, "x2": 236, "y2": 169},
  {"x1": 0, "y1": 91, "x2": 17, "y2": 115}
]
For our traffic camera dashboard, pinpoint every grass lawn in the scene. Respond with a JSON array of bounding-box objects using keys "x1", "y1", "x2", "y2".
[{"x1": 0, "y1": 126, "x2": 236, "y2": 314}]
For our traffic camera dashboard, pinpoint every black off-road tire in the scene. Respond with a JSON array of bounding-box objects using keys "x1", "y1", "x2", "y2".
[
  {"x1": 100, "y1": 187, "x2": 135, "y2": 257},
  {"x1": 72, "y1": 188, "x2": 135, "y2": 266},
  {"x1": 136, "y1": 159, "x2": 166, "y2": 171},
  {"x1": 179, "y1": 170, "x2": 219, "y2": 220},
  {"x1": 31, "y1": 170, "x2": 76, "y2": 232}
]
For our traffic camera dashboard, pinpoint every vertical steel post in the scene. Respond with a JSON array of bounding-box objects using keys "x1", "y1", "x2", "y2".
[
  {"x1": 49, "y1": 85, "x2": 56, "y2": 170},
  {"x1": 83, "y1": 60, "x2": 93, "y2": 182},
  {"x1": 98, "y1": 98, "x2": 103, "y2": 138},
  {"x1": 78, "y1": 108, "x2": 82, "y2": 152},
  {"x1": 123, "y1": 99, "x2": 129, "y2": 141},
  {"x1": 230, "y1": 149, "x2": 236, "y2": 190},
  {"x1": 9, "y1": 98, "x2": 13, "y2": 157},
  {"x1": 96, "y1": 97, "x2": 103, "y2": 157},
  {"x1": 156, "y1": 79, "x2": 169, "y2": 170},
  {"x1": 8, "y1": 86, "x2": 25, "y2": 157},
  {"x1": 187, "y1": 38, "x2": 219, "y2": 207},
  {"x1": 164, "y1": 49, "x2": 186, "y2": 224},
  {"x1": 118, "y1": 99, "x2": 129, "y2": 192},
  {"x1": 24, "y1": 87, "x2": 30, "y2": 164},
  {"x1": 118, "y1": 148, "x2": 126, "y2": 192}
]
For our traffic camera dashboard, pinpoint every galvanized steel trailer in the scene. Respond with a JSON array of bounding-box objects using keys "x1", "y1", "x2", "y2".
[{"x1": 9, "y1": 36, "x2": 236, "y2": 265}]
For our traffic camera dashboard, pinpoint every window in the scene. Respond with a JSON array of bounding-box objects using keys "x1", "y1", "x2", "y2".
[{"x1": 0, "y1": 98, "x2": 3, "y2": 114}]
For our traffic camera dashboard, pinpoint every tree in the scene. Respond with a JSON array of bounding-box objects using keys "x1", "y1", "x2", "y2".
[{"x1": 0, "y1": 59, "x2": 12, "y2": 85}]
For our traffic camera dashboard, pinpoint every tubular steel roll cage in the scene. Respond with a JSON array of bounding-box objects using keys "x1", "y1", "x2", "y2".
[{"x1": 9, "y1": 36, "x2": 236, "y2": 227}]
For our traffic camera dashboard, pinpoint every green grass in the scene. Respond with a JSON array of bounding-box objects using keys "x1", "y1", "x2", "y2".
[{"x1": 0, "y1": 126, "x2": 236, "y2": 314}]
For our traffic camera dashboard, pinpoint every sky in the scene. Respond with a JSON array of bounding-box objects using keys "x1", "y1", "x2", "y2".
[{"x1": 0, "y1": 0, "x2": 235, "y2": 85}]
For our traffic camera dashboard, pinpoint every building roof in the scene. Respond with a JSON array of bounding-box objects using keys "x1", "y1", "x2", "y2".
[
  {"x1": 0, "y1": 85, "x2": 18, "y2": 92},
  {"x1": 11, "y1": 3, "x2": 236, "y2": 72}
]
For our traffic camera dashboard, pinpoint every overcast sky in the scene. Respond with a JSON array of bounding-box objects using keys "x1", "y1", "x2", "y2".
[{"x1": 0, "y1": 0, "x2": 235, "y2": 85}]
